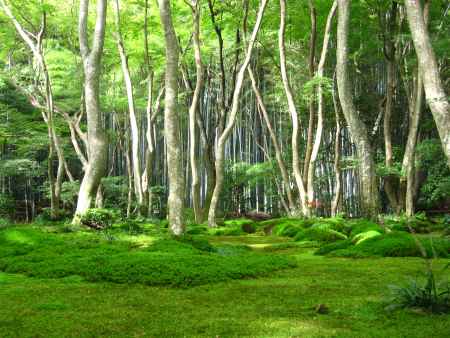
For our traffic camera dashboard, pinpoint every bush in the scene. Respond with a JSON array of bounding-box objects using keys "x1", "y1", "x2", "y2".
[
  {"x1": 80, "y1": 208, "x2": 117, "y2": 230},
  {"x1": 116, "y1": 219, "x2": 144, "y2": 235},
  {"x1": 328, "y1": 232, "x2": 450, "y2": 258},
  {"x1": 0, "y1": 217, "x2": 10, "y2": 228},
  {"x1": 386, "y1": 270, "x2": 450, "y2": 314},
  {"x1": 384, "y1": 213, "x2": 433, "y2": 234},
  {"x1": 241, "y1": 222, "x2": 256, "y2": 234}
]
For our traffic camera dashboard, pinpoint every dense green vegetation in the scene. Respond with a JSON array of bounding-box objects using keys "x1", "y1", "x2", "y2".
[
  {"x1": 0, "y1": 216, "x2": 449, "y2": 337},
  {"x1": 0, "y1": 0, "x2": 449, "y2": 336}
]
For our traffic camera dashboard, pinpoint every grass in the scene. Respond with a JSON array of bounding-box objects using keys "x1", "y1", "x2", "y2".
[{"x1": 0, "y1": 222, "x2": 449, "y2": 337}]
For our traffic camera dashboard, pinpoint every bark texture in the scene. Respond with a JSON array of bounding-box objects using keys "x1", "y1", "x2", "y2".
[
  {"x1": 74, "y1": 0, "x2": 108, "y2": 222},
  {"x1": 404, "y1": 0, "x2": 450, "y2": 167},
  {"x1": 158, "y1": 0, "x2": 185, "y2": 235},
  {"x1": 336, "y1": 0, "x2": 379, "y2": 219}
]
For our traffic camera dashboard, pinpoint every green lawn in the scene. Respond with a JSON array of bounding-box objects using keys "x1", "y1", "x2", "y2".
[{"x1": 0, "y1": 226, "x2": 449, "y2": 337}]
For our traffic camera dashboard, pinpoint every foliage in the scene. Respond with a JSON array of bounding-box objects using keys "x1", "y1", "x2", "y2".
[
  {"x1": 352, "y1": 230, "x2": 382, "y2": 245},
  {"x1": 386, "y1": 268, "x2": 450, "y2": 314},
  {"x1": 80, "y1": 208, "x2": 118, "y2": 230},
  {"x1": 416, "y1": 139, "x2": 450, "y2": 209},
  {"x1": 0, "y1": 193, "x2": 14, "y2": 218}
]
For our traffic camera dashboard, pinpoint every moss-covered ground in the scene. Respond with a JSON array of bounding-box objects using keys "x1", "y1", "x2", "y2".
[{"x1": 0, "y1": 221, "x2": 449, "y2": 337}]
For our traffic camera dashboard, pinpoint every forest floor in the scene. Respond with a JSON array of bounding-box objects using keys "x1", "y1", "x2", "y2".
[{"x1": 0, "y1": 223, "x2": 449, "y2": 337}]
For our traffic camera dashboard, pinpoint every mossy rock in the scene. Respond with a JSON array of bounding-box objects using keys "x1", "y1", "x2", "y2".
[{"x1": 241, "y1": 223, "x2": 256, "y2": 234}]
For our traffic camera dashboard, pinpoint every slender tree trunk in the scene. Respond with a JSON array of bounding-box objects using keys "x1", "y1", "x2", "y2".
[
  {"x1": 303, "y1": 0, "x2": 317, "y2": 186},
  {"x1": 158, "y1": 0, "x2": 185, "y2": 235},
  {"x1": 336, "y1": 0, "x2": 379, "y2": 219},
  {"x1": 404, "y1": 0, "x2": 450, "y2": 167},
  {"x1": 73, "y1": 0, "x2": 108, "y2": 222},
  {"x1": 331, "y1": 72, "x2": 342, "y2": 216},
  {"x1": 208, "y1": 0, "x2": 268, "y2": 227},
  {"x1": 382, "y1": 2, "x2": 401, "y2": 213},
  {"x1": 307, "y1": 0, "x2": 337, "y2": 211},
  {"x1": 279, "y1": 0, "x2": 308, "y2": 215},
  {"x1": 187, "y1": 0, "x2": 204, "y2": 223},
  {"x1": 113, "y1": 0, "x2": 145, "y2": 215},
  {"x1": 248, "y1": 67, "x2": 295, "y2": 212}
]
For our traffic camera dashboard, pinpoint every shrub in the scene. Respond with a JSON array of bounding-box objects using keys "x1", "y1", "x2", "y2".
[
  {"x1": 0, "y1": 217, "x2": 10, "y2": 228},
  {"x1": 386, "y1": 270, "x2": 450, "y2": 314},
  {"x1": 116, "y1": 219, "x2": 143, "y2": 235},
  {"x1": 80, "y1": 208, "x2": 117, "y2": 230},
  {"x1": 241, "y1": 222, "x2": 256, "y2": 234},
  {"x1": 384, "y1": 213, "x2": 433, "y2": 234}
]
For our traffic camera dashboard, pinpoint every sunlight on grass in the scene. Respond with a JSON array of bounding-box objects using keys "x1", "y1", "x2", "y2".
[{"x1": 4, "y1": 230, "x2": 34, "y2": 245}]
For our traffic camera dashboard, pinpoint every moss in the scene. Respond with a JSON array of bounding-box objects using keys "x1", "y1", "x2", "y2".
[
  {"x1": 314, "y1": 239, "x2": 353, "y2": 255},
  {"x1": 352, "y1": 230, "x2": 382, "y2": 245},
  {"x1": 0, "y1": 226, "x2": 295, "y2": 287},
  {"x1": 348, "y1": 219, "x2": 384, "y2": 236},
  {"x1": 294, "y1": 227, "x2": 347, "y2": 243},
  {"x1": 328, "y1": 232, "x2": 450, "y2": 258}
]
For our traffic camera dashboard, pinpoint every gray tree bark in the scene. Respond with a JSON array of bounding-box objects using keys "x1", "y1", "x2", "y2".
[
  {"x1": 404, "y1": 0, "x2": 450, "y2": 167},
  {"x1": 113, "y1": 0, "x2": 145, "y2": 215},
  {"x1": 158, "y1": 0, "x2": 185, "y2": 235},
  {"x1": 279, "y1": 0, "x2": 308, "y2": 215},
  {"x1": 187, "y1": 0, "x2": 204, "y2": 223},
  {"x1": 336, "y1": 0, "x2": 379, "y2": 219},
  {"x1": 207, "y1": 0, "x2": 268, "y2": 227},
  {"x1": 73, "y1": 0, "x2": 108, "y2": 222}
]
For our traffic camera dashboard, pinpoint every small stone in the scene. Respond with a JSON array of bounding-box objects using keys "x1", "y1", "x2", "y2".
[{"x1": 315, "y1": 304, "x2": 329, "y2": 314}]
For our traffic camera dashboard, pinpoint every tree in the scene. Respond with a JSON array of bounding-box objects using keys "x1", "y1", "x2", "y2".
[
  {"x1": 73, "y1": 0, "x2": 108, "y2": 222},
  {"x1": 336, "y1": 0, "x2": 379, "y2": 219},
  {"x1": 158, "y1": 0, "x2": 185, "y2": 235},
  {"x1": 207, "y1": 0, "x2": 269, "y2": 227},
  {"x1": 404, "y1": 0, "x2": 450, "y2": 168}
]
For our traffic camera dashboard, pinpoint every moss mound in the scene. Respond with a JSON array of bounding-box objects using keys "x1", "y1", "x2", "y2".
[
  {"x1": 325, "y1": 232, "x2": 450, "y2": 258},
  {"x1": 0, "y1": 226, "x2": 296, "y2": 287},
  {"x1": 294, "y1": 226, "x2": 347, "y2": 243}
]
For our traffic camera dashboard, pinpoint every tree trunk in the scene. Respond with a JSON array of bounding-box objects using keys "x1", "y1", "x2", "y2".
[
  {"x1": 336, "y1": 0, "x2": 379, "y2": 219},
  {"x1": 307, "y1": 0, "x2": 337, "y2": 212},
  {"x1": 73, "y1": 0, "x2": 108, "y2": 222},
  {"x1": 404, "y1": 0, "x2": 450, "y2": 167},
  {"x1": 188, "y1": 0, "x2": 204, "y2": 223},
  {"x1": 158, "y1": 0, "x2": 185, "y2": 235},
  {"x1": 207, "y1": 0, "x2": 268, "y2": 227},
  {"x1": 279, "y1": 0, "x2": 308, "y2": 215},
  {"x1": 248, "y1": 67, "x2": 295, "y2": 212},
  {"x1": 114, "y1": 0, "x2": 145, "y2": 215},
  {"x1": 303, "y1": 0, "x2": 317, "y2": 187}
]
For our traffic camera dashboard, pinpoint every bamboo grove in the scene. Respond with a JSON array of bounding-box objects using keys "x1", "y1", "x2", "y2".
[{"x1": 0, "y1": 0, "x2": 448, "y2": 234}]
